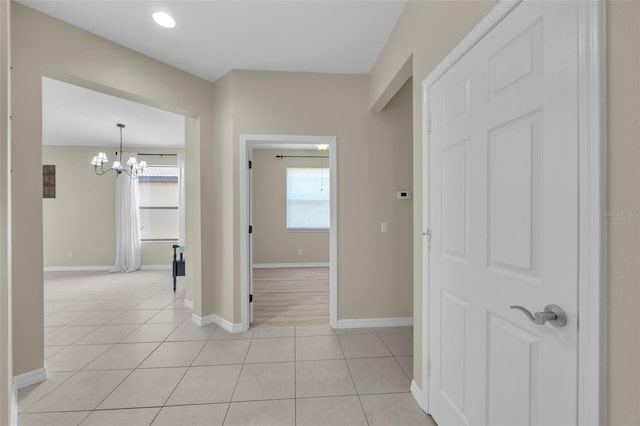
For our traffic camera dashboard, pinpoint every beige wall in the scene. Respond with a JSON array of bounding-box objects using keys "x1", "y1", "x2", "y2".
[
  {"x1": 372, "y1": 1, "x2": 640, "y2": 424},
  {"x1": 208, "y1": 72, "x2": 235, "y2": 321},
  {"x1": 606, "y1": 2, "x2": 640, "y2": 424},
  {"x1": 252, "y1": 149, "x2": 329, "y2": 265},
  {"x1": 11, "y1": 2, "x2": 213, "y2": 375},
  {"x1": 369, "y1": 0, "x2": 497, "y2": 394},
  {"x1": 42, "y1": 145, "x2": 182, "y2": 268},
  {"x1": 0, "y1": 0, "x2": 11, "y2": 423},
  {"x1": 224, "y1": 71, "x2": 414, "y2": 323}
]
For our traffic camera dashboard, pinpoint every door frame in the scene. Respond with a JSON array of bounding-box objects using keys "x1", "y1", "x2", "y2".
[
  {"x1": 239, "y1": 134, "x2": 338, "y2": 331},
  {"x1": 418, "y1": 1, "x2": 605, "y2": 425}
]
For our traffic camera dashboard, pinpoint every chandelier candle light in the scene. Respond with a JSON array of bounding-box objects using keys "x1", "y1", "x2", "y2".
[{"x1": 91, "y1": 123, "x2": 147, "y2": 178}]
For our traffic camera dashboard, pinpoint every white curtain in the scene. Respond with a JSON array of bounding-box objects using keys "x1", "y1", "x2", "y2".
[
  {"x1": 177, "y1": 153, "x2": 185, "y2": 247},
  {"x1": 113, "y1": 152, "x2": 141, "y2": 272}
]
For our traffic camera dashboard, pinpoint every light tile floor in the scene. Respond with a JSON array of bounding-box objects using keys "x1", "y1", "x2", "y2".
[{"x1": 18, "y1": 270, "x2": 436, "y2": 426}]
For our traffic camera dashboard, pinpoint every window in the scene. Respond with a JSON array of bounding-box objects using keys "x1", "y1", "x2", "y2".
[
  {"x1": 286, "y1": 167, "x2": 330, "y2": 230},
  {"x1": 139, "y1": 165, "x2": 179, "y2": 241}
]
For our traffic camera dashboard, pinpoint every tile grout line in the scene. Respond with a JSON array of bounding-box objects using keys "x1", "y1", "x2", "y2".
[
  {"x1": 335, "y1": 332, "x2": 371, "y2": 426},
  {"x1": 76, "y1": 410, "x2": 93, "y2": 425},
  {"x1": 37, "y1": 284, "x2": 185, "y2": 414},
  {"x1": 222, "y1": 327, "x2": 254, "y2": 425},
  {"x1": 79, "y1": 346, "x2": 154, "y2": 416},
  {"x1": 71, "y1": 289, "x2": 185, "y2": 421},
  {"x1": 18, "y1": 369, "x2": 79, "y2": 414},
  {"x1": 116, "y1": 310, "x2": 193, "y2": 416},
  {"x1": 376, "y1": 329, "x2": 414, "y2": 382},
  {"x1": 77, "y1": 322, "x2": 146, "y2": 346},
  {"x1": 147, "y1": 334, "x2": 206, "y2": 425}
]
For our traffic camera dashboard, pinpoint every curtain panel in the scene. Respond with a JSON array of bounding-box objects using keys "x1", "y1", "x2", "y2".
[{"x1": 113, "y1": 152, "x2": 141, "y2": 272}]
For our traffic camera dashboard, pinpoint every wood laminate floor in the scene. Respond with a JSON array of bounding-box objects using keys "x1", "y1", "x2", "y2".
[{"x1": 252, "y1": 267, "x2": 329, "y2": 327}]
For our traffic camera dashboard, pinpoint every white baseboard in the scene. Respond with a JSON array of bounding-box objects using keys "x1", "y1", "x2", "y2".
[
  {"x1": 11, "y1": 366, "x2": 48, "y2": 425},
  {"x1": 183, "y1": 299, "x2": 194, "y2": 310},
  {"x1": 140, "y1": 265, "x2": 171, "y2": 270},
  {"x1": 192, "y1": 312, "x2": 243, "y2": 333},
  {"x1": 43, "y1": 266, "x2": 111, "y2": 272},
  {"x1": 13, "y1": 367, "x2": 48, "y2": 390},
  {"x1": 253, "y1": 262, "x2": 329, "y2": 268},
  {"x1": 44, "y1": 265, "x2": 171, "y2": 272},
  {"x1": 11, "y1": 389, "x2": 16, "y2": 426},
  {"x1": 411, "y1": 380, "x2": 428, "y2": 413},
  {"x1": 336, "y1": 317, "x2": 413, "y2": 329}
]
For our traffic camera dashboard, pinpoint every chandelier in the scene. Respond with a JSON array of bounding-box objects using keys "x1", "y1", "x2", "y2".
[{"x1": 90, "y1": 123, "x2": 147, "y2": 178}]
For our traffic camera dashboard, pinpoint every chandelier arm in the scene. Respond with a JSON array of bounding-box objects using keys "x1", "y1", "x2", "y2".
[{"x1": 94, "y1": 165, "x2": 113, "y2": 176}]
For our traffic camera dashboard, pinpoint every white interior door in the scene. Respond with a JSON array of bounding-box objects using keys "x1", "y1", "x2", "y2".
[{"x1": 427, "y1": 1, "x2": 579, "y2": 425}]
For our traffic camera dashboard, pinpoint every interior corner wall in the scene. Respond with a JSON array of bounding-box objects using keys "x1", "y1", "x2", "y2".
[
  {"x1": 368, "y1": 0, "x2": 498, "y2": 390},
  {"x1": 183, "y1": 115, "x2": 202, "y2": 309},
  {"x1": 227, "y1": 70, "x2": 413, "y2": 324},
  {"x1": 42, "y1": 145, "x2": 183, "y2": 268},
  {"x1": 11, "y1": 2, "x2": 213, "y2": 376},
  {"x1": 252, "y1": 149, "x2": 330, "y2": 265},
  {"x1": 209, "y1": 72, "x2": 235, "y2": 322},
  {"x1": 0, "y1": 1, "x2": 11, "y2": 424}
]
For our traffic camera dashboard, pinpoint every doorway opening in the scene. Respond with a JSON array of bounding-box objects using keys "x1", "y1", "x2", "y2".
[
  {"x1": 41, "y1": 76, "x2": 186, "y2": 275},
  {"x1": 240, "y1": 135, "x2": 337, "y2": 331},
  {"x1": 251, "y1": 149, "x2": 330, "y2": 326}
]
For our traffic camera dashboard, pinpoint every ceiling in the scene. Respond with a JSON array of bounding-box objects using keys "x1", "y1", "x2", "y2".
[
  {"x1": 19, "y1": 0, "x2": 407, "y2": 82},
  {"x1": 33, "y1": 1, "x2": 406, "y2": 149},
  {"x1": 42, "y1": 77, "x2": 185, "y2": 148}
]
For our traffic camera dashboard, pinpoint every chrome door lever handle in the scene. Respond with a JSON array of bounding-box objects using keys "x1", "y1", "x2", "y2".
[{"x1": 510, "y1": 305, "x2": 567, "y2": 327}]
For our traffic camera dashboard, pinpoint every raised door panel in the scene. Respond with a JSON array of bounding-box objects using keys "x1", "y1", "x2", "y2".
[
  {"x1": 486, "y1": 313, "x2": 540, "y2": 426},
  {"x1": 442, "y1": 142, "x2": 469, "y2": 261},
  {"x1": 487, "y1": 111, "x2": 541, "y2": 278},
  {"x1": 440, "y1": 290, "x2": 470, "y2": 424}
]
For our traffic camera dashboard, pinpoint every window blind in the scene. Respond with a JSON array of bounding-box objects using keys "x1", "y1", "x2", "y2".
[{"x1": 286, "y1": 167, "x2": 330, "y2": 230}]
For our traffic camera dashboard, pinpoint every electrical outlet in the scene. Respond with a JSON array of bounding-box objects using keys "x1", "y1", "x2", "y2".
[
  {"x1": 298, "y1": 249, "x2": 303, "y2": 256},
  {"x1": 67, "y1": 251, "x2": 73, "y2": 259},
  {"x1": 381, "y1": 222, "x2": 389, "y2": 233}
]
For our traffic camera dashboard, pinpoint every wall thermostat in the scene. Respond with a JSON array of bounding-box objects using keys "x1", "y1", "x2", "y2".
[{"x1": 397, "y1": 191, "x2": 412, "y2": 200}]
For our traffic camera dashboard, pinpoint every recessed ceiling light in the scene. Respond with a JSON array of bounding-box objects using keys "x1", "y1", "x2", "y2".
[{"x1": 152, "y1": 12, "x2": 175, "y2": 29}]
